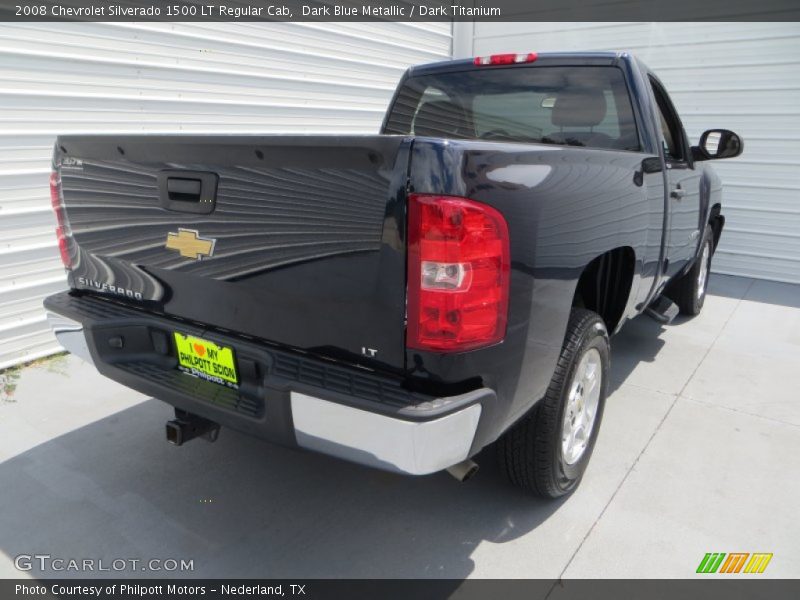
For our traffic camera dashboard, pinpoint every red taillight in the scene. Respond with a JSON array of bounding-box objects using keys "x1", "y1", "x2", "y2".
[
  {"x1": 407, "y1": 194, "x2": 510, "y2": 352},
  {"x1": 49, "y1": 171, "x2": 61, "y2": 211},
  {"x1": 49, "y1": 170, "x2": 73, "y2": 269},
  {"x1": 474, "y1": 52, "x2": 537, "y2": 66}
]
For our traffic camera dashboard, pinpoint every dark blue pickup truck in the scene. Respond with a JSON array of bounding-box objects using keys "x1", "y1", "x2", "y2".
[{"x1": 44, "y1": 52, "x2": 742, "y2": 498}]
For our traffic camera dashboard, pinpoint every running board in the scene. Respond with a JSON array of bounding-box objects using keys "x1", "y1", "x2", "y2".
[{"x1": 645, "y1": 296, "x2": 679, "y2": 324}]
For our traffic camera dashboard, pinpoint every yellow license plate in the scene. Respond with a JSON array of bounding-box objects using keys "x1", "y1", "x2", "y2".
[{"x1": 174, "y1": 332, "x2": 238, "y2": 388}]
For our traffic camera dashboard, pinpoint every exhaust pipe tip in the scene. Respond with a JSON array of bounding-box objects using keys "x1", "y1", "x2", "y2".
[{"x1": 446, "y1": 459, "x2": 479, "y2": 482}]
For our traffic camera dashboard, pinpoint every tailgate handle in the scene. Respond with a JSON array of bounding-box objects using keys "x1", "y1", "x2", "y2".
[
  {"x1": 167, "y1": 177, "x2": 202, "y2": 200},
  {"x1": 158, "y1": 170, "x2": 218, "y2": 214}
]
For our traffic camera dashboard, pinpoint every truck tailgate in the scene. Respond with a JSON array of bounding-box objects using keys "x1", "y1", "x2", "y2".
[{"x1": 54, "y1": 135, "x2": 410, "y2": 370}]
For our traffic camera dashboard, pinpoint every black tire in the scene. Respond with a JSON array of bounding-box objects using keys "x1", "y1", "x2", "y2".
[
  {"x1": 666, "y1": 225, "x2": 714, "y2": 316},
  {"x1": 496, "y1": 308, "x2": 610, "y2": 498}
]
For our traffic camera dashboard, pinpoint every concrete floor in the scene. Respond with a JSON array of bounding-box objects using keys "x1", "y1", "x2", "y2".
[{"x1": 0, "y1": 274, "x2": 798, "y2": 579}]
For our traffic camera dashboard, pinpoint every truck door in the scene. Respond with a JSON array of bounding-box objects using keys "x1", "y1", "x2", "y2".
[{"x1": 648, "y1": 76, "x2": 703, "y2": 278}]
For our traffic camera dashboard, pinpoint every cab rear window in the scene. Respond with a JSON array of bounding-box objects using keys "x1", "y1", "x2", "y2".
[{"x1": 384, "y1": 66, "x2": 640, "y2": 152}]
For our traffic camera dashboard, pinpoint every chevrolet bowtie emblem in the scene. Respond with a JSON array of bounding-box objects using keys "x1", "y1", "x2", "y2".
[{"x1": 165, "y1": 228, "x2": 216, "y2": 260}]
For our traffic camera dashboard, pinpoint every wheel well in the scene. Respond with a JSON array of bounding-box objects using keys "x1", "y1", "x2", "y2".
[
  {"x1": 709, "y1": 203, "x2": 724, "y2": 251},
  {"x1": 572, "y1": 247, "x2": 635, "y2": 332}
]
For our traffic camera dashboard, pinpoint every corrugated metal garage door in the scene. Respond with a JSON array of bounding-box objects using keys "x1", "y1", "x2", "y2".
[
  {"x1": 0, "y1": 22, "x2": 452, "y2": 369},
  {"x1": 461, "y1": 22, "x2": 800, "y2": 284}
]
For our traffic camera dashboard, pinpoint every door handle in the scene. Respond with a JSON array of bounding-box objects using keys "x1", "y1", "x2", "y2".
[{"x1": 670, "y1": 187, "x2": 686, "y2": 200}]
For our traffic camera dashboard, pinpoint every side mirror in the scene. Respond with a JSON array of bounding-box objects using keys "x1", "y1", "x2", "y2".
[{"x1": 693, "y1": 129, "x2": 743, "y2": 161}]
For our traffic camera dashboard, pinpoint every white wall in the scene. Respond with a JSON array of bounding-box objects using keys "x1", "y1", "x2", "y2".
[
  {"x1": 461, "y1": 22, "x2": 800, "y2": 284},
  {"x1": 0, "y1": 22, "x2": 452, "y2": 369}
]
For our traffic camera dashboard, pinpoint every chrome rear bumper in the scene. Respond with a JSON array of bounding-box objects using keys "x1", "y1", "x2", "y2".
[
  {"x1": 291, "y1": 391, "x2": 482, "y2": 475},
  {"x1": 45, "y1": 311, "x2": 94, "y2": 365},
  {"x1": 45, "y1": 300, "x2": 488, "y2": 476}
]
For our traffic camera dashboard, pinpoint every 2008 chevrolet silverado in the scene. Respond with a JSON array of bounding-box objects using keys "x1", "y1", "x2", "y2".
[{"x1": 44, "y1": 52, "x2": 742, "y2": 498}]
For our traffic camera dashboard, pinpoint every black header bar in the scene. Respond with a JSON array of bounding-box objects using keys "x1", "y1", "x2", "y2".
[{"x1": 2, "y1": 0, "x2": 800, "y2": 22}]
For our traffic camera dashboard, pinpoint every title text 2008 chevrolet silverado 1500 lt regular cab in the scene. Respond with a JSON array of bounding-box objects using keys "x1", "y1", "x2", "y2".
[{"x1": 44, "y1": 52, "x2": 742, "y2": 498}]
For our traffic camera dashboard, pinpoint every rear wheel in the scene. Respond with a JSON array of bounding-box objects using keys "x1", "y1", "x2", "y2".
[
  {"x1": 666, "y1": 225, "x2": 714, "y2": 316},
  {"x1": 496, "y1": 308, "x2": 610, "y2": 498}
]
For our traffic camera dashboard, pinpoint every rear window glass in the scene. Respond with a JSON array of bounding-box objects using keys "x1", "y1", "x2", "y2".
[{"x1": 384, "y1": 66, "x2": 640, "y2": 152}]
